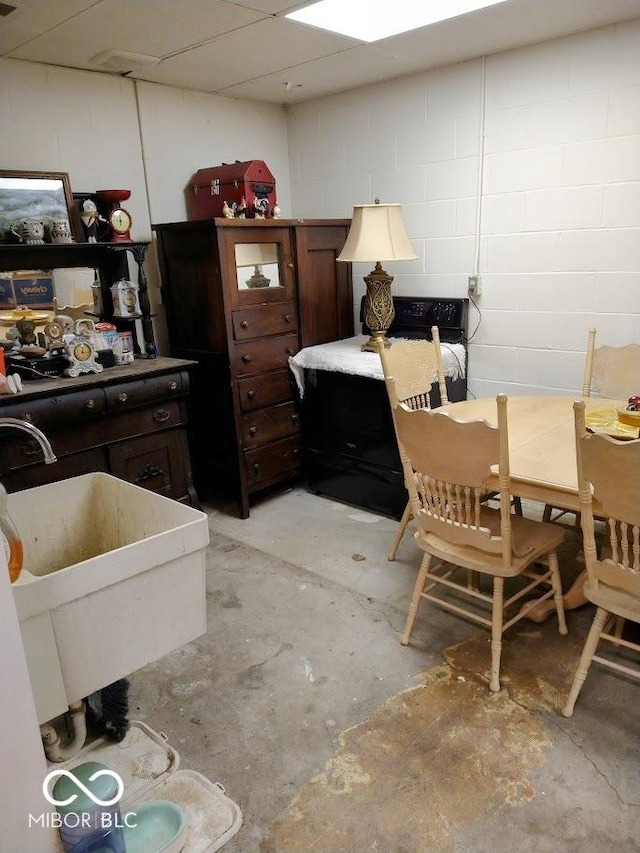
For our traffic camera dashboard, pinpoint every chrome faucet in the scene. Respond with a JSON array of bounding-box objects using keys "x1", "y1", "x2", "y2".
[{"x1": 0, "y1": 418, "x2": 57, "y2": 464}]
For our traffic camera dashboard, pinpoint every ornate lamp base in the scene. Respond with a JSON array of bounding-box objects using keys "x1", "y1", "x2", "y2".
[{"x1": 361, "y1": 263, "x2": 395, "y2": 352}]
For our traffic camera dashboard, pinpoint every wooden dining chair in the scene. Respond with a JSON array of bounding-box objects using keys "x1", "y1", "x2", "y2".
[
  {"x1": 375, "y1": 328, "x2": 449, "y2": 561},
  {"x1": 544, "y1": 327, "x2": 640, "y2": 526},
  {"x1": 582, "y1": 326, "x2": 640, "y2": 399},
  {"x1": 396, "y1": 394, "x2": 568, "y2": 692},
  {"x1": 562, "y1": 401, "x2": 640, "y2": 717}
]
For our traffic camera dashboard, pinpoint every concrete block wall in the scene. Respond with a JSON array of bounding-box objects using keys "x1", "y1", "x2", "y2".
[
  {"x1": 286, "y1": 21, "x2": 640, "y2": 398},
  {"x1": 0, "y1": 60, "x2": 289, "y2": 352}
]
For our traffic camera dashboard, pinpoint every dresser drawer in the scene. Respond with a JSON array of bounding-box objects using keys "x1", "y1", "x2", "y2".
[
  {"x1": 105, "y1": 371, "x2": 187, "y2": 412},
  {"x1": 0, "y1": 400, "x2": 186, "y2": 471},
  {"x1": 232, "y1": 303, "x2": 298, "y2": 341},
  {"x1": 237, "y1": 370, "x2": 296, "y2": 412},
  {"x1": 244, "y1": 435, "x2": 302, "y2": 489},
  {"x1": 240, "y1": 401, "x2": 300, "y2": 449},
  {"x1": 1, "y1": 448, "x2": 108, "y2": 493},
  {"x1": 234, "y1": 334, "x2": 299, "y2": 376},
  {"x1": 0, "y1": 389, "x2": 106, "y2": 429}
]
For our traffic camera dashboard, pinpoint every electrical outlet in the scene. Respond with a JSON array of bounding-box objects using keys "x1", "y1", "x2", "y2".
[{"x1": 468, "y1": 275, "x2": 482, "y2": 297}]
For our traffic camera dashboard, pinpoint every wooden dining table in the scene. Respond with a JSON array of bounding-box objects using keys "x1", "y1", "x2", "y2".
[{"x1": 437, "y1": 394, "x2": 626, "y2": 621}]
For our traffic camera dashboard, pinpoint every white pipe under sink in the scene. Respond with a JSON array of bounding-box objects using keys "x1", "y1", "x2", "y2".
[{"x1": 40, "y1": 701, "x2": 87, "y2": 763}]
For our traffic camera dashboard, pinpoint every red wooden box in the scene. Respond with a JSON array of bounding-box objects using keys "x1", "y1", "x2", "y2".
[{"x1": 187, "y1": 160, "x2": 277, "y2": 220}]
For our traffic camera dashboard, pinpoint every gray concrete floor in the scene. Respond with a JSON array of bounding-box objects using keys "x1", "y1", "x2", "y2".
[{"x1": 128, "y1": 486, "x2": 640, "y2": 853}]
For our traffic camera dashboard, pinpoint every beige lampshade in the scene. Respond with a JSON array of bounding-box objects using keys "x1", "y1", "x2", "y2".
[
  {"x1": 234, "y1": 242, "x2": 278, "y2": 267},
  {"x1": 337, "y1": 203, "x2": 417, "y2": 263}
]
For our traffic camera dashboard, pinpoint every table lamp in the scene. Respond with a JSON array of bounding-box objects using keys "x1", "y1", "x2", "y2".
[
  {"x1": 338, "y1": 200, "x2": 416, "y2": 352},
  {"x1": 234, "y1": 242, "x2": 279, "y2": 288}
]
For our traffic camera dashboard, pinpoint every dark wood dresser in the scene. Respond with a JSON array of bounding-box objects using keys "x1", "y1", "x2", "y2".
[
  {"x1": 153, "y1": 218, "x2": 353, "y2": 517},
  {"x1": 0, "y1": 357, "x2": 198, "y2": 506}
]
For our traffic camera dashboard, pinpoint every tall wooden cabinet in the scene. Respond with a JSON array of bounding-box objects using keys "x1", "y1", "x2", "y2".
[{"x1": 152, "y1": 218, "x2": 353, "y2": 517}]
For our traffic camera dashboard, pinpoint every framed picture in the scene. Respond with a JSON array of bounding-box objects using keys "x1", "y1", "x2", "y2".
[{"x1": 0, "y1": 170, "x2": 82, "y2": 244}]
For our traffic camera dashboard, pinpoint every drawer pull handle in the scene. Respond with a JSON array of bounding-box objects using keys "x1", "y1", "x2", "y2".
[
  {"x1": 242, "y1": 354, "x2": 252, "y2": 363},
  {"x1": 291, "y1": 413, "x2": 299, "y2": 423},
  {"x1": 248, "y1": 426, "x2": 257, "y2": 436},
  {"x1": 169, "y1": 381, "x2": 178, "y2": 391},
  {"x1": 293, "y1": 448, "x2": 300, "y2": 456},
  {"x1": 284, "y1": 314, "x2": 292, "y2": 323},
  {"x1": 240, "y1": 320, "x2": 249, "y2": 329},
  {"x1": 286, "y1": 347, "x2": 295, "y2": 355},
  {"x1": 86, "y1": 399, "x2": 96, "y2": 410},
  {"x1": 287, "y1": 262, "x2": 294, "y2": 268},
  {"x1": 153, "y1": 408, "x2": 171, "y2": 423},
  {"x1": 117, "y1": 392, "x2": 128, "y2": 403},
  {"x1": 135, "y1": 464, "x2": 165, "y2": 483},
  {"x1": 246, "y1": 390, "x2": 256, "y2": 400},
  {"x1": 252, "y1": 462, "x2": 260, "y2": 473}
]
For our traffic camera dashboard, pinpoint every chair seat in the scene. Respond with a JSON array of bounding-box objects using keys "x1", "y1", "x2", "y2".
[{"x1": 414, "y1": 507, "x2": 565, "y2": 577}]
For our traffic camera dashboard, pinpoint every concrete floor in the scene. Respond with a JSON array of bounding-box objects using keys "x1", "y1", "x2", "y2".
[{"x1": 129, "y1": 485, "x2": 640, "y2": 853}]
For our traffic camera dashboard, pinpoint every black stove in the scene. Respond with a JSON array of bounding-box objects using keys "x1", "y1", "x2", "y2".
[
  {"x1": 365, "y1": 295, "x2": 468, "y2": 344},
  {"x1": 303, "y1": 296, "x2": 469, "y2": 519}
]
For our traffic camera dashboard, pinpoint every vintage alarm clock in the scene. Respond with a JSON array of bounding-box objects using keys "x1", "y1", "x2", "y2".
[
  {"x1": 110, "y1": 279, "x2": 140, "y2": 317},
  {"x1": 108, "y1": 206, "x2": 133, "y2": 242},
  {"x1": 64, "y1": 334, "x2": 103, "y2": 377}
]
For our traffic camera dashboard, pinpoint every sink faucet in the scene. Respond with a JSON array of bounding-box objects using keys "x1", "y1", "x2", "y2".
[{"x1": 0, "y1": 418, "x2": 57, "y2": 464}]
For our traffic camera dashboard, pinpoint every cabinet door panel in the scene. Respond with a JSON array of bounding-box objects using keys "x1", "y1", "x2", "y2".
[
  {"x1": 219, "y1": 227, "x2": 296, "y2": 307},
  {"x1": 237, "y1": 370, "x2": 295, "y2": 412},
  {"x1": 108, "y1": 430, "x2": 188, "y2": 499},
  {"x1": 240, "y1": 402, "x2": 300, "y2": 449},
  {"x1": 234, "y1": 334, "x2": 299, "y2": 376},
  {"x1": 295, "y1": 224, "x2": 353, "y2": 347}
]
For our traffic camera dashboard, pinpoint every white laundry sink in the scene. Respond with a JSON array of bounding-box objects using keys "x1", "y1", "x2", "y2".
[{"x1": 10, "y1": 473, "x2": 209, "y2": 724}]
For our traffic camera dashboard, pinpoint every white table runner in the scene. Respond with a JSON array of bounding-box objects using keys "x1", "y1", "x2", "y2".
[{"x1": 289, "y1": 335, "x2": 466, "y2": 398}]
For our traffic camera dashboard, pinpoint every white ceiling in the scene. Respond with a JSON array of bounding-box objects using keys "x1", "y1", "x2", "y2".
[{"x1": 2, "y1": 0, "x2": 639, "y2": 105}]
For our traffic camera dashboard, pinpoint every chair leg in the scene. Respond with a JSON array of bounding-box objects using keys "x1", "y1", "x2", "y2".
[
  {"x1": 562, "y1": 607, "x2": 608, "y2": 717},
  {"x1": 548, "y1": 551, "x2": 568, "y2": 635},
  {"x1": 512, "y1": 497, "x2": 523, "y2": 516},
  {"x1": 401, "y1": 553, "x2": 432, "y2": 646},
  {"x1": 388, "y1": 501, "x2": 412, "y2": 561},
  {"x1": 490, "y1": 577, "x2": 505, "y2": 692}
]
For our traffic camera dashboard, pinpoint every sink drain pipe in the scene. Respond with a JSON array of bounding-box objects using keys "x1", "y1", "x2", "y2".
[{"x1": 40, "y1": 701, "x2": 87, "y2": 763}]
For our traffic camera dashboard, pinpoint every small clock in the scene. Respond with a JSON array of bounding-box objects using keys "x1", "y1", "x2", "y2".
[
  {"x1": 44, "y1": 321, "x2": 65, "y2": 351},
  {"x1": 111, "y1": 279, "x2": 140, "y2": 317},
  {"x1": 108, "y1": 206, "x2": 133, "y2": 242},
  {"x1": 64, "y1": 334, "x2": 103, "y2": 377}
]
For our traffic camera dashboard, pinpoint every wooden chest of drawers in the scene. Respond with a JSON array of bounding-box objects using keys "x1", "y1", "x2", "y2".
[
  {"x1": 0, "y1": 358, "x2": 198, "y2": 506},
  {"x1": 153, "y1": 218, "x2": 353, "y2": 517}
]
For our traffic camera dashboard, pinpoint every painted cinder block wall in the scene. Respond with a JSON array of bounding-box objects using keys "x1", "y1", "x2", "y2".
[
  {"x1": 0, "y1": 61, "x2": 291, "y2": 353},
  {"x1": 1, "y1": 19, "x2": 639, "y2": 393},
  {"x1": 286, "y1": 20, "x2": 640, "y2": 398}
]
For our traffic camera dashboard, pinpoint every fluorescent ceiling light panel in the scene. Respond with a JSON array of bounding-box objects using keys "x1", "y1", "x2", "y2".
[{"x1": 286, "y1": 0, "x2": 509, "y2": 42}]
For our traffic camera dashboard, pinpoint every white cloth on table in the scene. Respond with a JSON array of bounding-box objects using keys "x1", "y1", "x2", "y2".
[{"x1": 288, "y1": 334, "x2": 466, "y2": 398}]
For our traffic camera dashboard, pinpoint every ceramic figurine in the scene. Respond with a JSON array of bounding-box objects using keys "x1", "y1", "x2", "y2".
[
  {"x1": 222, "y1": 201, "x2": 234, "y2": 218},
  {"x1": 81, "y1": 199, "x2": 107, "y2": 243}
]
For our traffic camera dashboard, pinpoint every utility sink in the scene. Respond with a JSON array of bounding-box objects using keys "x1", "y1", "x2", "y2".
[{"x1": 10, "y1": 473, "x2": 209, "y2": 724}]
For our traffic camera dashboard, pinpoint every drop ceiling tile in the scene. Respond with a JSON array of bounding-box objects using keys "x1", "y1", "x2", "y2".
[
  {"x1": 0, "y1": 0, "x2": 95, "y2": 53},
  {"x1": 7, "y1": 0, "x2": 266, "y2": 67},
  {"x1": 219, "y1": 44, "x2": 428, "y2": 104},
  {"x1": 136, "y1": 16, "x2": 358, "y2": 93}
]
